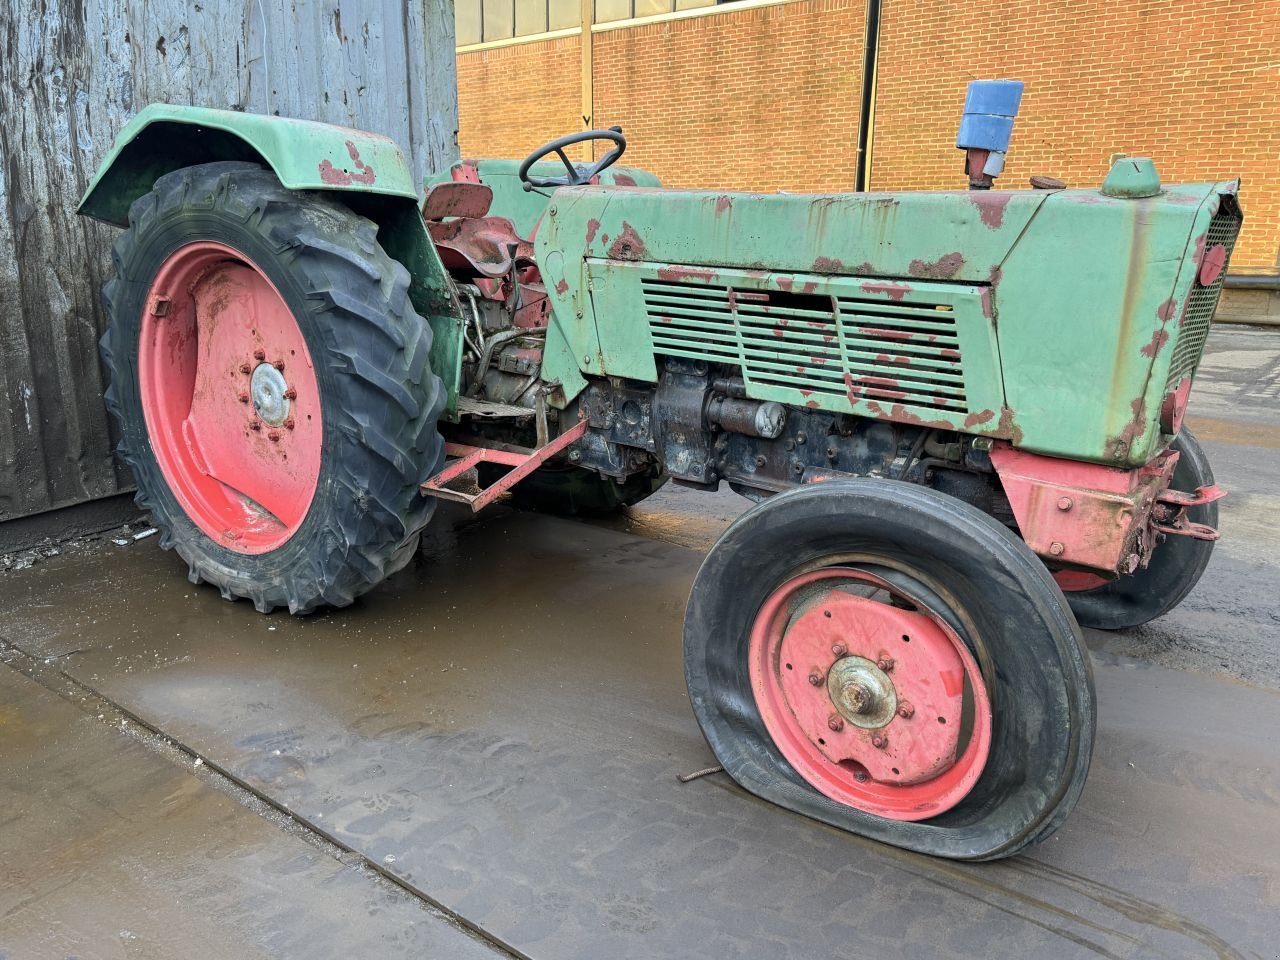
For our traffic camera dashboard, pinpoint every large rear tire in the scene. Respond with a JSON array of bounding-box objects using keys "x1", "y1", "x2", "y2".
[
  {"x1": 683, "y1": 480, "x2": 1095, "y2": 860},
  {"x1": 101, "y1": 162, "x2": 445, "y2": 613},
  {"x1": 1060, "y1": 429, "x2": 1217, "y2": 631}
]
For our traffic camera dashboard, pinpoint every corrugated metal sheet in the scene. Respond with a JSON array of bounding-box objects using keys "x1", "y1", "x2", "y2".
[{"x1": 0, "y1": 0, "x2": 458, "y2": 522}]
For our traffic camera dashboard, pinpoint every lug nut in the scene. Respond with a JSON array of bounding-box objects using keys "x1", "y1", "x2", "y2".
[
  {"x1": 854, "y1": 770, "x2": 868, "y2": 783},
  {"x1": 268, "y1": 430, "x2": 281, "y2": 442},
  {"x1": 1049, "y1": 541, "x2": 1065, "y2": 556},
  {"x1": 831, "y1": 642, "x2": 847, "y2": 658},
  {"x1": 283, "y1": 387, "x2": 297, "y2": 400},
  {"x1": 249, "y1": 421, "x2": 261, "y2": 431},
  {"x1": 827, "y1": 714, "x2": 845, "y2": 732},
  {"x1": 1057, "y1": 496, "x2": 1073, "y2": 511},
  {"x1": 897, "y1": 701, "x2": 915, "y2": 719},
  {"x1": 240, "y1": 363, "x2": 253, "y2": 375},
  {"x1": 876, "y1": 656, "x2": 895, "y2": 672},
  {"x1": 755, "y1": 454, "x2": 767, "y2": 467},
  {"x1": 284, "y1": 418, "x2": 296, "y2": 430},
  {"x1": 253, "y1": 348, "x2": 266, "y2": 361},
  {"x1": 808, "y1": 671, "x2": 824, "y2": 687},
  {"x1": 238, "y1": 392, "x2": 250, "y2": 404},
  {"x1": 872, "y1": 734, "x2": 888, "y2": 750},
  {"x1": 273, "y1": 360, "x2": 285, "y2": 371}
]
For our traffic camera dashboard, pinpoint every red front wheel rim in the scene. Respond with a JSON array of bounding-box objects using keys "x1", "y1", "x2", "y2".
[
  {"x1": 138, "y1": 241, "x2": 323, "y2": 555},
  {"x1": 748, "y1": 567, "x2": 993, "y2": 821}
]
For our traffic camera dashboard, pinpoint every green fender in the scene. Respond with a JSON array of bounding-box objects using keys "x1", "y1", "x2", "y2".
[{"x1": 78, "y1": 103, "x2": 467, "y2": 418}]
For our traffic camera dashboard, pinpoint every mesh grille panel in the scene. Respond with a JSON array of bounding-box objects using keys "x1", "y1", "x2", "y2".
[{"x1": 1166, "y1": 197, "x2": 1242, "y2": 387}]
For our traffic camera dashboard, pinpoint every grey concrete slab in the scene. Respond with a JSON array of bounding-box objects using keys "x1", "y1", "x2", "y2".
[
  {"x1": 0, "y1": 666, "x2": 504, "y2": 960},
  {"x1": 2, "y1": 510, "x2": 1276, "y2": 960}
]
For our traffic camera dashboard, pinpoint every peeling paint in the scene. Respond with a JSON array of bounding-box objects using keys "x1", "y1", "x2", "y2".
[
  {"x1": 585, "y1": 218, "x2": 601, "y2": 244},
  {"x1": 968, "y1": 192, "x2": 1011, "y2": 230},
  {"x1": 964, "y1": 409, "x2": 995, "y2": 429},
  {"x1": 908, "y1": 252, "x2": 965, "y2": 279},
  {"x1": 1140, "y1": 329, "x2": 1170, "y2": 358},
  {"x1": 657, "y1": 265, "x2": 717, "y2": 283},
  {"x1": 607, "y1": 222, "x2": 646, "y2": 260},
  {"x1": 812, "y1": 256, "x2": 844, "y2": 274},
  {"x1": 860, "y1": 281, "x2": 910, "y2": 301},
  {"x1": 318, "y1": 140, "x2": 376, "y2": 185}
]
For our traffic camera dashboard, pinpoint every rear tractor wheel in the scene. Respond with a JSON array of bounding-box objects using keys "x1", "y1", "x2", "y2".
[
  {"x1": 683, "y1": 480, "x2": 1095, "y2": 860},
  {"x1": 101, "y1": 162, "x2": 445, "y2": 613}
]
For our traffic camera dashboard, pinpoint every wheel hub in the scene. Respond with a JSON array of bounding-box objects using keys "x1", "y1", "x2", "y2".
[
  {"x1": 827, "y1": 656, "x2": 897, "y2": 728},
  {"x1": 749, "y1": 567, "x2": 992, "y2": 820},
  {"x1": 251, "y1": 362, "x2": 291, "y2": 426}
]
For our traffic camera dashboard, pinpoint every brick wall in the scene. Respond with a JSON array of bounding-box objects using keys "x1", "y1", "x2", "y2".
[
  {"x1": 871, "y1": 0, "x2": 1280, "y2": 271},
  {"x1": 457, "y1": 36, "x2": 585, "y2": 162},
  {"x1": 593, "y1": 0, "x2": 865, "y2": 192},
  {"x1": 457, "y1": 0, "x2": 1279, "y2": 270}
]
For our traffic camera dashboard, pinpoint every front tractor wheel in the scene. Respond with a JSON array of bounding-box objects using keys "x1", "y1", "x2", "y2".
[
  {"x1": 101, "y1": 162, "x2": 445, "y2": 613},
  {"x1": 684, "y1": 480, "x2": 1095, "y2": 860}
]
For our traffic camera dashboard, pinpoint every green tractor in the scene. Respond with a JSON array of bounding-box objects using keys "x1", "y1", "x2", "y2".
[{"x1": 78, "y1": 81, "x2": 1237, "y2": 860}]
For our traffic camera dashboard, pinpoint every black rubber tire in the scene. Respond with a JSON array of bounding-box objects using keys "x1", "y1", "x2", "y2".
[
  {"x1": 683, "y1": 479, "x2": 1095, "y2": 861},
  {"x1": 1064, "y1": 429, "x2": 1217, "y2": 631},
  {"x1": 478, "y1": 463, "x2": 667, "y2": 517},
  {"x1": 101, "y1": 162, "x2": 445, "y2": 614}
]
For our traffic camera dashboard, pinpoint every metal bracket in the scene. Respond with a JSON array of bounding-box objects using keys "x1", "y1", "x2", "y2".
[
  {"x1": 420, "y1": 417, "x2": 589, "y2": 512},
  {"x1": 1153, "y1": 483, "x2": 1226, "y2": 541}
]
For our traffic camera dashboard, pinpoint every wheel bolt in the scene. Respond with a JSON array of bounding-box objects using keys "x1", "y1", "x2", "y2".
[
  {"x1": 249, "y1": 421, "x2": 261, "y2": 431},
  {"x1": 808, "y1": 671, "x2": 824, "y2": 687},
  {"x1": 897, "y1": 701, "x2": 915, "y2": 719},
  {"x1": 268, "y1": 430, "x2": 281, "y2": 442},
  {"x1": 283, "y1": 387, "x2": 297, "y2": 400},
  {"x1": 1049, "y1": 541, "x2": 1065, "y2": 556},
  {"x1": 284, "y1": 418, "x2": 296, "y2": 430},
  {"x1": 253, "y1": 348, "x2": 266, "y2": 361},
  {"x1": 238, "y1": 392, "x2": 250, "y2": 404},
  {"x1": 240, "y1": 363, "x2": 253, "y2": 375},
  {"x1": 831, "y1": 642, "x2": 847, "y2": 658},
  {"x1": 755, "y1": 454, "x2": 767, "y2": 467},
  {"x1": 876, "y1": 656, "x2": 895, "y2": 672},
  {"x1": 1057, "y1": 496, "x2": 1073, "y2": 511},
  {"x1": 872, "y1": 734, "x2": 888, "y2": 750},
  {"x1": 273, "y1": 360, "x2": 285, "y2": 372},
  {"x1": 854, "y1": 770, "x2": 868, "y2": 783},
  {"x1": 827, "y1": 714, "x2": 845, "y2": 732}
]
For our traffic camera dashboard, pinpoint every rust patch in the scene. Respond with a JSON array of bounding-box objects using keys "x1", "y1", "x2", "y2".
[
  {"x1": 607, "y1": 222, "x2": 646, "y2": 260},
  {"x1": 964, "y1": 409, "x2": 996, "y2": 428},
  {"x1": 318, "y1": 141, "x2": 376, "y2": 186},
  {"x1": 612, "y1": 173, "x2": 636, "y2": 186},
  {"x1": 715, "y1": 195, "x2": 733, "y2": 216},
  {"x1": 806, "y1": 399, "x2": 820, "y2": 408},
  {"x1": 908, "y1": 252, "x2": 965, "y2": 279},
  {"x1": 585, "y1": 218, "x2": 601, "y2": 244},
  {"x1": 997, "y1": 406, "x2": 1024, "y2": 445},
  {"x1": 981, "y1": 265, "x2": 1003, "y2": 320},
  {"x1": 860, "y1": 281, "x2": 911, "y2": 301},
  {"x1": 1105, "y1": 397, "x2": 1148, "y2": 461},
  {"x1": 940, "y1": 348, "x2": 960, "y2": 360},
  {"x1": 1156, "y1": 298, "x2": 1177, "y2": 322},
  {"x1": 813, "y1": 256, "x2": 844, "y2": 274},
  {"x1": 657, "y1": 265, "x2": 717, "y2": 283},
  {"x1": 968, "y1": 192, "x2": 1011, "y2": 230},
  {"x1": 1140, "y1": 329, "x2": 1170, "y2": 358},
  {"x1": 555, "y1": 279, "x2": 569, "y2": 295},
  {"x1": 863, "y1": 326, "x2": 913, "y2": 342}
]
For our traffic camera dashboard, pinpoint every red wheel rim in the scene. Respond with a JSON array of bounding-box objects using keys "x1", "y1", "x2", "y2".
[
  {"x1": 138, "y1": 241, "x2": 322, "y2": 555},
  {"x1": 748, "y1": 568, "x2": 992, "y2": 821},
  {"x1": 1053, "y1": 570, "x2": 1110, "y2": 592}
]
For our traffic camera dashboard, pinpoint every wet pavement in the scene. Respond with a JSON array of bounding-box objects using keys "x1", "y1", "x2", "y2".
[{"x1": 2, "y1": 326, "x2": 1278, "y2": 959}]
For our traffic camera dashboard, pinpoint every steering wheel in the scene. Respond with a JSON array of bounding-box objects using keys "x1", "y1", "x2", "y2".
[{"x1": 517, "y1": 127, "x2": 627, "y2": 191}]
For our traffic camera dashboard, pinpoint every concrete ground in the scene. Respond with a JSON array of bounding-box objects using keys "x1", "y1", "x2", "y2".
[{"x1": 1, "y1": 326, "x2": 1277, "y2": 959}]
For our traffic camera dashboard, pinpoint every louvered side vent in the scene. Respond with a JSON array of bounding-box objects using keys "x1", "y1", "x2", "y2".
[
  {"x1": 642, "y1": 278, "x2": 967, "y2": 414},
  {"x1": 1166, "y1": 195, "x2": 1242, "y2": 389}
]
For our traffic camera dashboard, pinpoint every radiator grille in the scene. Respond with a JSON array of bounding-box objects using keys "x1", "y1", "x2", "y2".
[
  {"x1": 1166, "y1": 196, "x2": 1242, "y2": 387},
  {"x1": 642, "y1": 279, "x2": 968, "y2": 413}
]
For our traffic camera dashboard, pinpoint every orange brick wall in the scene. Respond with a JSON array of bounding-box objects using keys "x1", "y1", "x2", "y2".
[
  {"x1": 457, "y1": 36, "x2": 585, "y2": 162},
  {"x1": 871, "y1": 0, "x2": 1280, "y2": 270},
  {"x1": 456, "y1": 0, "x2": 1278, "y2": 269},
  {"x1": 593, "y1": 0, "x2": 866, "y2": 192}
]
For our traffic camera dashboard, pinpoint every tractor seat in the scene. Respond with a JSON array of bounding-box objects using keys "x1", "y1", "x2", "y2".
[{"x1": 421, "y1": 181, "x2": 534, "y2": 279}]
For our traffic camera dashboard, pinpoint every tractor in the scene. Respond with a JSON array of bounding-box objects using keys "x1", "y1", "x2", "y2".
[{"x1": 77, "y1": 81, "x2": 1238, "y2": 860}]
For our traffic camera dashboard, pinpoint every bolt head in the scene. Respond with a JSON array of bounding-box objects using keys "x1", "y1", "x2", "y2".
[
  {"x1": 876, "y1": 657, "x2": 895, "y2": 672},
  {"x1": 853, "y1": 770, "x2": 868, "y2": 783},
  {"x1": 831, "y1": 642, "x2": 847, "y2": 658},
  {"x1": 872, "y1": 734, "x2": 888, "y2": 750},
  {"x1": 249, "y1": 421, "x2": 261, "y2": 431},
  {"x1": 273, "y1": 360, "x2": 285, "y2": 371},
  {"x1": 808, "y1": 671, "x2": 824, "y2": 687},
  {"x1": 284, "y1": 418, "x2": 296, "y2": 430},
  {"x1": 755, "y1": 454, "x2": 767, "y2": 467},
  {"x1": 827, "y1": 714, "x2": 845, "y2": 732},
  {"x1": 253, "y1": 348, "x2": 266, "y2": 361},
  {"x1": 238, "y1": 392, "x2": 250, "y2": 404},
  {"x1": 1049, "y1": 541, "x2": 1065, "y2": 556},
  {"x1": 1057, "y1": 496, "x2": 1073, "y2": 511},
  {"x1": 283, "y1": 387, "x2": 297, "y2": 400},
  {"x1": 267, "y1": 430, "x2": 281, "y2": 442},
  {"x1": 897, "y1": 701, "x2": 915, "y2": 719},
  {"x1": 240, "y1": 363, "x2": 253, "y2": 375}
]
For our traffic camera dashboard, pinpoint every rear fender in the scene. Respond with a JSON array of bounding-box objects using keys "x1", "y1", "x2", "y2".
[{"x1": 78, "y1": 104, "x2": 467, "y2": 419}]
